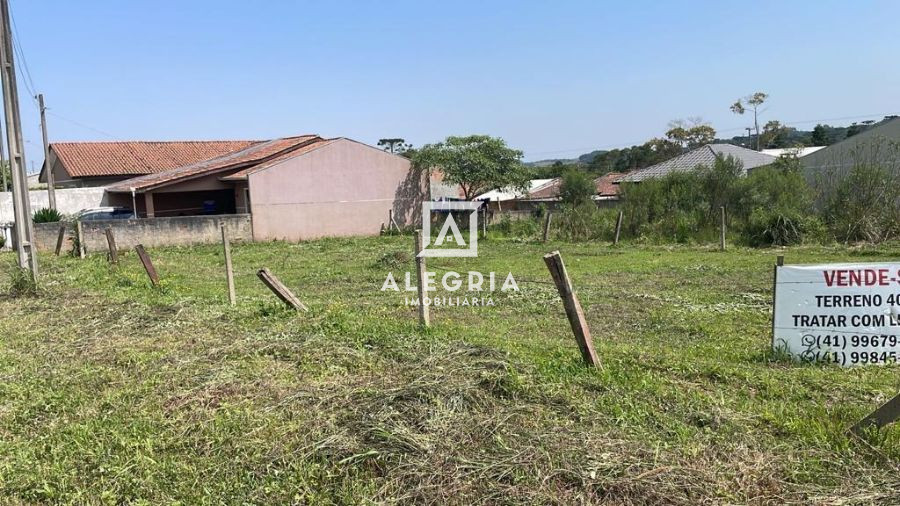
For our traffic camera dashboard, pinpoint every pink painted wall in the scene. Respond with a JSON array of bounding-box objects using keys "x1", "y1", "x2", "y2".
[{"x1": 248, "y1": 139, "x2": 426, "y2": 241}]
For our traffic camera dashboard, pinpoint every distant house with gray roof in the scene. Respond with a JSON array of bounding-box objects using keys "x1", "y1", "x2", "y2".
[
  {"x1": 800, "y1": 117, "x2": 900, "y2": 183},
  {"x1": 616, "y1": 144, "x2": 777, "y2": 183}
]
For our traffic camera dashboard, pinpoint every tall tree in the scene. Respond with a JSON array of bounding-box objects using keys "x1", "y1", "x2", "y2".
[
  {"x1": 377, "y1": 138, "x2": 412, "y2": 154},
  {"x1": 666, "y1": 118, "x2": 716, "y2": 150},
  {"x1": 810, "y1": 124, "x2": 830, "y2": 146},
  {"x1": 759, "y1": 120, "x2": 792, "y2": 148},
  {"x1": 413, "y1": 135, "x2": 529, "y2": 200},
  {"x1": 730, "y1": 92, "x2": 768, "y2": 150}
]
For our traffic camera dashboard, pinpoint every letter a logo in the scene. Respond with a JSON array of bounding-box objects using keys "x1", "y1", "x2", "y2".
[
  {"x1": 434, "y1": 214, "x2": 466, "y2": 247},
  {"x1": 419, "y1": 201, "x2": 480, "y2": 257}
]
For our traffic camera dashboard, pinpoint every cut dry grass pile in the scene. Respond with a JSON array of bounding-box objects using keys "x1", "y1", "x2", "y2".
[{"x1": 0, "y1": 238, "x2": 899, "y2": 504}]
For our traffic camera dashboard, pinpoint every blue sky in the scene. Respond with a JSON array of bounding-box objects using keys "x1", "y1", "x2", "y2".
[{"x1": 8, "y1": 0, "x2": 900, "y2": 168}]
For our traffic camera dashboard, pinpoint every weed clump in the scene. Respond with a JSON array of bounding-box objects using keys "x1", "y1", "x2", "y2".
[
  {"x1": 7, "y1": 267, "x2": 38, "y2": 297},
  {"x1": 374, "y1": 250, "x2": 412, "y2": 270}
]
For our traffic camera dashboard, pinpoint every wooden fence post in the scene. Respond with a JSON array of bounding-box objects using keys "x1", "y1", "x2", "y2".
[
  {"x1": 257, "y1": 268, "x2": 307, "y2": 311},
  {"x1": 54, "y1": 224, "x2": 66, "y2": 256},
  {"x1": 543, "y1": 250, "x2": 600, "y2": 367},
  {"x1": 849, "y1": 393, "x2": 900, "y2": 436},
  {"x1": 414, "y1": 229, "x2": 430, "y2": 327},
  {"x1": 105, "y1": 227, "x2": 118, "y2": 264},
  {"x1": 76, "y1": 220, "x2": 86, "y2": 258},
  {"x1": 542, "y1": 211, "x2": 553, "y2": 242},
  {"x1": 771, "y1": 255, "x2": 784, "y2": 347},
  {"x1": 481, "y1": 206, "x2": 487, "y2": 238},
  {"x1": 221, "y1": 224, "x2": 236, "y2": 306},
  {"x1": 613, "y1": 210, "x2": 623, "y2": 245},
  {"x1": 388, "y1": 209, "x2": 401, "y2": 233},
  {"x1": 134, "y1": 244, "x2": 159, "y2": 287},
  {"x1": 719, "y1": 206, "x2": 726, "y2": 251}
]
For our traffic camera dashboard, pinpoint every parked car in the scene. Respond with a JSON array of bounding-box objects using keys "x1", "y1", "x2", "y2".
[{"x1": 75, "y1": 207, "x2": 135, "y2": 221}]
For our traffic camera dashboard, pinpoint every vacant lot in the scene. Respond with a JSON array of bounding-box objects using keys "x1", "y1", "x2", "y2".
[{"x1": 0, "y1": 236, "x2": 898, "y2": 504}]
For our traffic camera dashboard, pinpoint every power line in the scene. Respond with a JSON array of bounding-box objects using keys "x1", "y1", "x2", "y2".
[
  {"x1": 46, "y1": 110, "x2": 160, "y2": 173},
  {"x1": 46, "y1": 110, "x2": 123, "y2": 140},
  {"x1": 7, "y1": 1, "x2": 37, "y2": 108}
]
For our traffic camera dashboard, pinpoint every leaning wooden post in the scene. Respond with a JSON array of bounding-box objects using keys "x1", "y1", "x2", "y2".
[
  {"x1": 719, "y1": 206, "x2": 726, "y2": 251},
  {"x1": 75, "y1": 220, "x2": 86, "y2": 258},
  {"x1": 390, "y1": 214, "x2": 401, "y2": 233},
  {"x1": 849, "y1": 393, "x2": 900, "y2": 436},
  {"x1": 54, "y1": 224, "x2": 66, "y2": 256},
  {"x1": 414, "y1": 229, "x2": 430, "y2": 327},
  {"x1": 105, "y1": 227, "x2": 118, "y2": 264},
  {"x1": 542, "y1": 211, "x2": 553, "y2": 242},
  {"x1": 134, "y1": 244, "x2": 159, "y2": 287},
  {"x1": 221, "y1": 224, "x2": 236, "y2": 306},
  {"x1": 543, "y1": 250, "x2": 600, "y2": 367},
  {"x1": 613, "y1": 210, "x2": 623, "y2": 245},
  {"x1": 257, "y1": 268, "x2": 307, "y2": 311}
]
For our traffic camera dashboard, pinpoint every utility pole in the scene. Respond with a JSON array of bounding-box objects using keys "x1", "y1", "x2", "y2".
[
  {"x1": 0, "y1": 112, "x2": 6, "y2": 192},
  {"x1": 37, "y1": 93, "x2": 54, "y2": 209},
  {"x1": 0, "y1": 0, "x2": 37, "y2": 277},
  {"x1": 745, "y1": 127, "x2": 754, "y2": 149}
]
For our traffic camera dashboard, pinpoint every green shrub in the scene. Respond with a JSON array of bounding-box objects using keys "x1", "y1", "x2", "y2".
[
  {"x1": 734, "y1": 158, "x2": 821, "y2": 246},
  {"x1": 32, "y1": 207, "x2": 63, "y2": 223},
  {"x1": 559, "y1": 169, "x2": 595, "y2": 206},
  {"x1": 7, "y1": 267, "x2": 37, "y2": 297},
  {"x1": 822, "y1": 163, "x2": 900, "y2": 243},
  {"x1": 698, "y1": 154, "x2": 743, "y2": 218},
  {"x1": 620, "y1": 154, "x2": 828, "y2": 246},
  {"x1": 620, "y1": 169, "x2": 710, "y2": 241},
  {"x1": 554, "y1": 204, "x2": 618, "y2": 242},
  {"x1": 492, "y1": 213, "x2": 541, "y2": 239},
  {"x1": 745, "y1": 206, "x2": 825, "y2": 246}
]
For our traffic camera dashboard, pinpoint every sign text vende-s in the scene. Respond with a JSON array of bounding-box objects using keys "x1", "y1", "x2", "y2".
[{"x1": 773, "y1": 263, "x2": 900, "y2": 366}]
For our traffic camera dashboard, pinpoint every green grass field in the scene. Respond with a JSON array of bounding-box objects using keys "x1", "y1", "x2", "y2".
[{"x1": 1, "y1": 235, "x2": 898, "y2": 504}]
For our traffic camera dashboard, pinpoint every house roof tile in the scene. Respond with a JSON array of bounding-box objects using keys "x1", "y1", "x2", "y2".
[
  {"x1": 105, "y1": 135, "x2": 322, "y2": 192},
  {"x1": 523, "y1": 172, "x2": 625, "y2": 200},
  {"x1": 594, "y1": 172, "x2": 624, "y2": 196},
  {"x1": 617, "y1": 144, "x2": 776, "y2": 182},
  {"x1": 52, "y1": 140, "x2": 260, "y2": 178}
]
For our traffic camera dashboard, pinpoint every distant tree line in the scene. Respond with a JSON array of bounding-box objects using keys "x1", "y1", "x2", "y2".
[
  {"x1": 528, "y1": 88, "x2": 897, "y2": 181},
  {"x1": 530, "y1": 117, "x2": 898, "y2": 180}
]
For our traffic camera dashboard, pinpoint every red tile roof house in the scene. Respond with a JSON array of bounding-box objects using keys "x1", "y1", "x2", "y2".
[
  {"x1": 516, "y1": 172, "x2": 625, "y2": 208},
  {"x1": 41, "y1": 136, "x2": 427, "y2": 241}
]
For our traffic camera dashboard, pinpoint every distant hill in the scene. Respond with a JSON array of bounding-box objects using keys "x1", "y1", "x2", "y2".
[
  {"x1": 525, "y1": 150, "x2": 606, "y2": 167},
  {"x1": 526, "y1": 158, "x2": 579, "y2": 167}
]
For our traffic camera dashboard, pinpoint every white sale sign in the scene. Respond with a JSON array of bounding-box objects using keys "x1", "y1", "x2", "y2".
[{"x1": 773, "y1": 263, "x2": 900, "y2": 366}]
